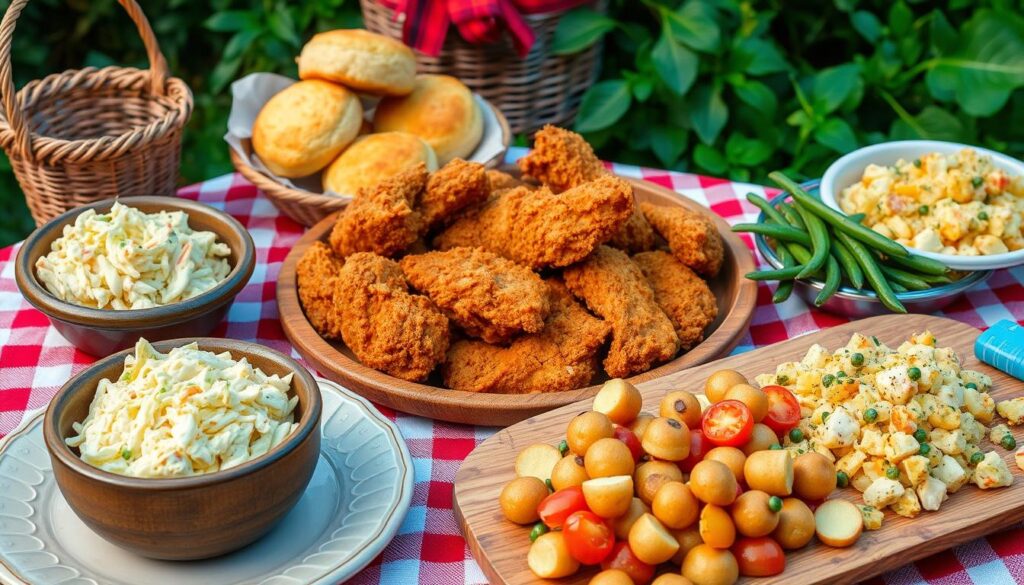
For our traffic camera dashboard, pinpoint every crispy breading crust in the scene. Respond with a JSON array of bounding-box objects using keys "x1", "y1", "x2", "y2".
[
  {"x1": 443, "y1": 279, "x2": 610, "y2": 393},
  {"x1": 399, "y1": 247, "x2": 549, "y2": 344},
  {"x1": 563, "y1": 246, "x2": 679, "y2": 378},
  {"x1": 419, "y1": 158, "x2": 490, "y2": 229},
  {"x1": 336, "y1": 252, "x2": 449, "y2": 382},
  {"x1": 329, "y1": 164, "x2": 427, "y2": 258},
  {"x1": 640, "y1": 201, "x2": 724, "y2": 277},
  {"x1": 433, "y1": 176, "x2": 633, "y2": 269},
  {"x1": 633, "y1": 250, "x2": 718, "y2": 351},
  {"x1": 485, "y1": 169, "x2": 530, "y2": 192},
  {"x1": 296, "y1": 241, "x2": 345, "y2": 339}
]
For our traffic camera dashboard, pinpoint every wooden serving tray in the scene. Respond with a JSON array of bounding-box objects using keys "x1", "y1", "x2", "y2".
[
  {"x1": 277, "y1": 174, "x2": 757, "y2": 426},
  {"x1": 454, "y1": 315, "x2": 1024, "y2": 584}
]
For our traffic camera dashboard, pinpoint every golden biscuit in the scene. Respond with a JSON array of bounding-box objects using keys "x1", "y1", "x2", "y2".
[
  {"x1": 298, "y1": 29, "x2": 416, "y2": 96},
  {"x1": 323, "y1": 132, "x2": 438, "y2": 196}
]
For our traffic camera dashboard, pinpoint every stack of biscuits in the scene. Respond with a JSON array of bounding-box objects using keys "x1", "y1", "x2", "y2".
[{"x1": 252, "y1": 29, "x2": 484, "y2": 196}]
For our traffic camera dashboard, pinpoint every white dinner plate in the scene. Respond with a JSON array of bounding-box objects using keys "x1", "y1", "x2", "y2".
[
  {"x1": 820, "y1": 140, "x2": 1024, "y2": 271},
  {"x1": 0, "y1": 378, "x2": 413, "y2": 585}
]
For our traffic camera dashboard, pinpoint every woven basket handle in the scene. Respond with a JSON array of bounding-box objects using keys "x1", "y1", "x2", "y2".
[{"x1": 0, "y1": 0, "x2": 171, "y2": 156}]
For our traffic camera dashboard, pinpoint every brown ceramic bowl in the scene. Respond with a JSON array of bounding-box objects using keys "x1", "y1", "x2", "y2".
[
  {"x1": 42, "y1": 338, "x2": 322, "y2": 560},
  {"x1": 15, "y1": 196, "x2": 256, "y2": 356}
]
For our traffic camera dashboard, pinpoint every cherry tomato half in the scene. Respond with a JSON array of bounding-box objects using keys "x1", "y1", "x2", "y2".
[
  {"x1": 702, "y1": 400, "x2": 754, "y2": 447},
  {"x1": 762, "y1": 385, "x2": 801, "y2": 436},
  {"x1": 613, "y1": 424, "x2": 643, "y2": 462},
  {"x1": 601, "y1": 542, "x2": 655, "y2": 584},
  {"x1": 678, "y1": 428, "x2": 711, "y2": 472},
  {"x1": 733, "y1": 536, "x2": 786, "y2": 577},
  {"x1": 537, "y1": 486, "x2": 589, "y2": 530},
  {"x1": 563, "y1": 510, "x2": 615, "y2": 565}
]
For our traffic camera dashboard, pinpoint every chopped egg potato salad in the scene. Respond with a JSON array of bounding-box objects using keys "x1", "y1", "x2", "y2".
[
  {"x1": 755, "y1": 331, "x2": 1021, "y2": 525},
  {"x1": 838, "y1": 149, "x2": 1024, "y2": 256},
  {"x1": 66, "y1": 339, "x2": 299, "y2": 478},
  {"x1": 36, "y1": 202, "x2": 231, "y2": 310}
]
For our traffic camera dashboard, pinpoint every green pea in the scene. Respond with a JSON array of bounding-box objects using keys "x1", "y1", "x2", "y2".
[
  {"x1": 908, "y1": 367, "x2": 921, "y2": 381},
  {"x1": 972, "y1": 176, "x2": 984, "y2": 188},
  {"x1": 768, "y1": 496, "x2": 783, "y2": 512},
  {"x1": 864, "y1": 408, "x2": 878, "y2": 423},
  {"x1": 979, "y1": 210, "x2": 989, "y2": 221},
  {"x1": 121, "y1": 447, "x2": 132, "y2": 461},
  {"x1": 770, "y1": 443, "x2": 783, "y2": 450},
  {"x1": 913, "y1": 158, "x2": 922, "y2": 168},
  {"x1": 836, "y1": 371, "x2": 847, "y2": 379},
  {"x1": 886, "y1": 466, "x2": 900, "y2": 480},
  {"x1": 777, "y1": 374, "x2": 790, "y2": 385},
  {"x1": 913, "y1": 428, "x2": 927, "y2": 443},
  {"x1": 970, "y1": 452, "x2": 985, "y2": 465},
  {"x1": 851, "y1": 353, "x2": 864, "y2": 367},
  {"x1": 558, "y1": 440, "x2": 569, "y2": 457},
  {"x1": 1001, "y1": 434, "x2": 1017, "y2": 450},
  {"x1": 919, "y1": 443, "x2": 931, "y2": 456},
  {"x1": 789, "y1": 428, "x2": 804, "y2": 443},
  {"x1": 822, "y1": 374, "x2": 836, "y2": 387},
  {"x1": 965, "y1": 382, "x2": 978, "y2": 390},
  {"x1": 836, "y1": 470, "x2": 850, "y2": 488},
  {"x1": 918, "y1": 205, "x2": 929, "y2": 215},
  {"x1": 529, "y1": 522, "x2": 549, "y2": 542}
]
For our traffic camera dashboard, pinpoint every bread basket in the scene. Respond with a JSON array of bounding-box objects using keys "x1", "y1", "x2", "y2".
[{"x1": 0, "y1": 0, "x2": 193, "y2": 226}]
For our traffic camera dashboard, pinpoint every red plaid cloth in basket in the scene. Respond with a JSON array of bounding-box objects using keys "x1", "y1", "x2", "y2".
[{"x1": 1, "y1": 150, "x2": 1022, "y2": 584}]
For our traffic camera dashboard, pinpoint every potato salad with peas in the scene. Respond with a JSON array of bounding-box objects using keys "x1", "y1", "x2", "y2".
[
  {"x1": 838, "y1": 149, "x2": 1024, "y2": 256},
  {"x1": 755, "y1": 331, "x2": 1016, "y2": 526}
]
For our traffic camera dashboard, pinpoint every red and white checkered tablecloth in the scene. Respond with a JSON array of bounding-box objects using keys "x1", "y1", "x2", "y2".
[{"x1": 2, "y1": 149, "x2": 1023, "y2": 584}]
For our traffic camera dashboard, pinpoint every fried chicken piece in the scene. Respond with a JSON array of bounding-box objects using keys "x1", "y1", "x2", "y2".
[
  {"x1": 329, "y1": 164, "x2": 427, "y2": 258},
  {"x1": 400, "y1": 247, "x2": 549, "y2": 344},
  {"x1": 633, "y1": 251, "x2": 718, "y2": 351},
  {"x1": 433, "y1": 176, "x2": 633, "y2": 269},
  {"x1": 336, "y1": 252, "x2": 449, "y2": 382},
  {"x1": 517, "y1": 125, "x2": 654, "y2": 253},
  {"x1": 443, "y1": 279, "x2": 611, "y2": 393},
  {"x1": 486, "y1": 169, "x2": 530, "y2": 192},
  {"x1": 296, "y1": 241, "x2": 345, "y2": 339},
  {"x1": 419, "y1": 158, "x2": 489, "y2": 229},
  {"x1": 563, "y1": 246, "x2": 679, "y2": 378},
  {"x1": 640, "y1": 202, "x2": 724, "y2": 277}
]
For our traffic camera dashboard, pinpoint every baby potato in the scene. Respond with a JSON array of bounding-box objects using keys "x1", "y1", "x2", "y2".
[
  {"x1": 585, "y1": 437, "x2": 636, "y2": 478},
  {"x1": 661, "y1": 390, "x2": 703, "y2": 430},
  {"x1": 582, "y1": 475, "x2": 635, "y2": 518},
  {"x1": 629, "y1": 513, "x2": 680, "y2": 565},
  {"x1": 682, "y1": 544, "x2": 740, "y2": 585},
  {"x1": 567, "y1": 411, "x2": 614, "y2": 455},
  {"x1": 703, "y1": 447, "x2": 746, "y2": 483},
  {"x1": 772, "y1": 498, "x2": 815, "y2": 550},
  {"x1": 636, "y1": 461, "x2": 685, "y2": 505},
  {"x1": 705, "y1": 370, "x2": 748, "y2": 403},
  {"x1": 652, "y1": 575, "x2": 695, "y2": 585},
  {"x1": 689, "y1": 460, "x2": 738, "y2": 506},
  {"x1": 671, "y1": 527, "x2": 704, "y2": 565},
  {"x1": 593, "y1": 379, "x2": 643, "y2": 425},
  {"x1": 631, "y1": 412, "x2": 656, "y2": 441},
  {"x1": 698, "y1": 504, "x2": 736, "y2": 549},
  {"x1": 793, "y1": 452, "x2": 837, "y2": 501},
  {"x1": 743, "y1": 450, "x2": 793, "y2": 496},
  {"x1": 528, "y1": 531, "x2": 580, "y2": 579},
  {"x1": 642, "y1": 417, "x2": 691, "y2": 461},
  {"x1": 723, "y1": 384, "x2": 768, "y2": 422},
  {"x1": 590, "y1": 569, "x2": 635, "y2": 585},
  {"x1": 741, "y1": 423, "x2": 780, "y2": 455},
  {"x1": 653, "y1": 481, "x2": 700, "y2": 529},
  {"x1": 814, "y1": 499, "x2": 863, "y2": 548},
  {"x1": 611, "y1": 497, "x2": 650, "y2": 539},
  {"x1": 729, "y1": 490, "x2": 779, "y2": 537},
  {"x1": 551, "y1": 454, "x2": 589, "y2": 491},
  {"x1": 515, "y1": 443, "x2": 562, "y2": 481},
  {"x1": 499, "y1": 476, "x2": 549, "y2": 524}
]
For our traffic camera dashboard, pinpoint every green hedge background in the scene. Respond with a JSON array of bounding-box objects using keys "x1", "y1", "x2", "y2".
[{"x1": 1, "y1": 0, "x2": 1022, "y2": 247}]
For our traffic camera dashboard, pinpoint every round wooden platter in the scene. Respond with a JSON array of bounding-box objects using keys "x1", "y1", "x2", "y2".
[{"x1": 276, "y1": 175, "x2": 757, "y2": 426}]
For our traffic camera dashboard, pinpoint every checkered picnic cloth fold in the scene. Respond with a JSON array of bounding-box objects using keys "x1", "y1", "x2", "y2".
[{"x1": 1, "y1": 149, "x2": 1022, "y2": 584}]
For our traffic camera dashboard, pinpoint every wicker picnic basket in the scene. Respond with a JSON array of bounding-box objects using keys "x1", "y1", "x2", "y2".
[
  {"x1": 360, "y1": 0, "x2": 606, "y2": 135},
  {"x1": 0, "y1": 0, "x2": 193, "y2": 226}
]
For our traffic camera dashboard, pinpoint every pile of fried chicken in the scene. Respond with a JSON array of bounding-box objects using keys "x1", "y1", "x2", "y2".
[{"x1": 296, "y1": 126, "x2": 723, "y2": 393}]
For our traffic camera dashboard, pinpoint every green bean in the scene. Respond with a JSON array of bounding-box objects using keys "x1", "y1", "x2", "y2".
[
  {"x1": 836, "y1": 230, "x2": 907, "y2": 313},
  {"x1": 784, "y1": 242, "x2": 813, "y2": 265},
  {"x1": 883, "y1": 250, "x2": 949, "y2": 277},
  {"x1": 832, "y1": 238, "x2": 864, "y2": 289},
  {"x1": 847, "y1": 212, "x2": 867, "y2": 224},
  {"x1": 732, "y1": 223, "x2": 812, "y2": 246},
  {"x1": 776, "y1": 201, "x2": 806, "y2": 230},
  {"x1": 746, "y1": 266, "x2": 805, "y2": 280},
  {"x1": 879, "y1": 265, "x2": 931, "y2": 291},
  {"x1": 794, "y1": 201, "x2": 830, "y2": 278},
  {"x1": 773, "y1": 245, "x2": 796, "y2": 303},
  {"x1": 746, "y1": 193, "x2": 789, "y2": 225},
  {"x1": 890, "y1": 282, "x2": 909, "y2": 293},
  {"x1": 815, "y1": 255, "x2": 842, "y2": 306},
  {"x1": 770, "y1": 171, "x2": 910, "y2": 258}
]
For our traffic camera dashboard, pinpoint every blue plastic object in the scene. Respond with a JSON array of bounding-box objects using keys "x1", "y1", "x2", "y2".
[{"x1": 975, "y1": 320, "x2": 1024, "y2": 381}]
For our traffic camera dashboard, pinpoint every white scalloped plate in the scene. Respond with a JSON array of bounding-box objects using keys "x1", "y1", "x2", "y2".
[{"x1": 0, "y1": 378, "x2": 413, "y2": 585}]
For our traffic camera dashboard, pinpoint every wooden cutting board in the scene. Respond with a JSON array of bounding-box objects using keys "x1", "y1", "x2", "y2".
[{"x1": 454, "y1": 314, "x2": 1024, "y2": 585}]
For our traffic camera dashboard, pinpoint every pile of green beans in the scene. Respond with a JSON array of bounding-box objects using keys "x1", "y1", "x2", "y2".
[{"x1": 734, "y1": 172, "x2": 952, "y2": 313}]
